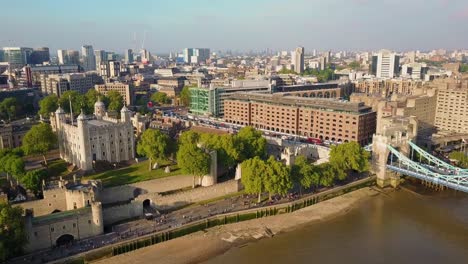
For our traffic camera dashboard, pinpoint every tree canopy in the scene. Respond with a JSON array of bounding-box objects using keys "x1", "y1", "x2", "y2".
[
  {"x1": 136, "y1": 129, "x2": 169, "y2": 171},
  {"x1": 448, "y1": 151, "x2": 468, "y2": 168},
  {"x1": 241, "y1": 156, "x2": 267, "y2": 202},
  {"x1": 22, "y1": 123, "x2": 57, "y2": 165},
  {"x1": 329, "y1": 142, "x2": 370, "y2": 174},
  {"x1": 20, "y1": 169, "x2": 47, "y2": 197},
  {"x1": 264, "y1": 156, "x2": 293, "y2": 198},
  {"x1": 0, "y1": 153, "x2": 25, "y2": 180},
  {"x1": 179, "y1": 86, "x2": 191, "y2": 106},
  {"x1": 236, "y1": 126, "x2": 267, "y2": 160},
  {"x1": 151, "y1": 92, "x2": 171, "y2": 105},
  {"x1": 38, "y1": 94, "x2": 59, "y2": 118},
  {"x1": 0, "y1": 97, "x2": 19, "y2": 121},
  {"x1": 0, "y1": 202, "x2": 27, "y2": 261},
  {"x1": 107, "y1": 91, "x2": 124, "y2": 112},
  {"x1": 291, "y1": 156, "x2": 320, "y2": 191},
  {"x1": 176, "y1": 143, "x2": 211, "y2": 187},
  {"x1": 58, "y1": 90, "x2": 85, "y2": 116}
]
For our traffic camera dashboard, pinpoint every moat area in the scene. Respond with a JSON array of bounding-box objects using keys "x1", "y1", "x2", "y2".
[{"x1": 204, "y1": 188, "x2": 468, "y2": 264}]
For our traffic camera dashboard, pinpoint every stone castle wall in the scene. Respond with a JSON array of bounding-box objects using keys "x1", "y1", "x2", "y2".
[
  {"x1": 102, "y1": 201, "x2": 143, "y2": 226},
  {"x1": 138, "y1": 180, "x2": 242, "y2": 211}
]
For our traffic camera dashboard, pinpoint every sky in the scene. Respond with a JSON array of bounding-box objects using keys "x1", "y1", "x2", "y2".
[{"x1": 1, "y1": 0, "x2": 468, "y2": 54}]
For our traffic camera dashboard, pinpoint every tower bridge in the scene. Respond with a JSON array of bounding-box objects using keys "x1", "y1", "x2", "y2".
[{"x1": 370, "y1": 116, "x2": 468, "y2": 193}]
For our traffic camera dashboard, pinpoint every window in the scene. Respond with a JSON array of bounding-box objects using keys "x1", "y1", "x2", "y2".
[
  {"x1": 73, "y1": 223, "x2": 76, "y2": 228},
  {"x1": 51, "y1": 227, "x2": 54, "y2": 232},
  {"x1": 88, "y1": 220, "x2": 92, "y2": 224}
]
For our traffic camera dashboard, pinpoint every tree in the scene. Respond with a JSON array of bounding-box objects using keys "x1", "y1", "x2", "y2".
[
  {"x1": 199, "y1": 133, "x2": 241, "y2": 168},
  {"x1": 178, "y1": 131, "x2": 200, "y2": 146},
  {"x1": 20, "y1": 169, "x2": 47, "y2": 197},
  {"x1": 38, "y1": 94, "x2": 59, "y2": 118},
  {"x1": 151, "y1": 92, "x2": 171, "y2": 105},
  {"x1": 58, "y1": 90, "x2": 85, "y2": 115},
  {"x1": 241, "y1": 157, "x2": 267, "y2": 203},
  {"x1": 348, "y1": 61, "x2": 361, "y2": 70},
  {"x1": 22, "y1": 123, "x2": 57, "y2": 165},
  {"x1": 329, "y1": 142, "x2": 370, "y2": 178},
  {"x1": 264, "y1": 156, "x2": 292, "y2": 200},
  {"x1": 107, "y1": 91, "x2": 124, "y2": 112},
  {"x1": 236, "y1": 126, "x2": 267, "y2": 160},
  {"x1": 449, "y1": 151, "x2": 468, "y2": 168},
  {"x1": 317, "y1": 163, "x2": 336, "y2": 187},
  {"x1": 84, "y1": 89, "x2": 109, "y2": 114},
  {"x1": 179, "y1": 86, "x2": 191, "y2": 106},
  {"x1": 292, "y1": 156, "x2": 320, "y2": 192},
  {"x1": 0, "y1": 154, "x2": 25, "y2": 180},
  {"x1": 177, "y1": 144, "x2": 211, "y2": 188},
  {"x1": 0, "y1": 202, "x2": 27, "y2": 261},
  {"x1": 136, "y1": 129, "x2": 169, "y2": 171},
  {"x1": 0, "y1": 97, "x2": 18, "y2": 121}
]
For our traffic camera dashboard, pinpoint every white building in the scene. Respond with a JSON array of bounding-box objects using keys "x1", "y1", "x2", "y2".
[
  {"x1": 401, "y1": 62, "x2": 428, "y2": 80},
  {"x1": 291, "y1": 47, "x2": 305, "y2": 74},
  {"x1": 55, "y1": 100, "x2": 135, "y2": 171},
  {"x1": 375, "y1": 50, "x2": 400, "y2": 79}
]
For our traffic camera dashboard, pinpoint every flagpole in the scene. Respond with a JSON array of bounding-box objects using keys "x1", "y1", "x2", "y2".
[{"x1": 69, "y1": 95, "x2": 74, "y2": 126}]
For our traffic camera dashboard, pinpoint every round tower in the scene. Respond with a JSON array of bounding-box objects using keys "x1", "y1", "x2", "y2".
[
  {"x1": 77, "y1": 110, "x2": 92, "y2": 171},
  {"x1": 91, "y1": 202, "x2": 104, "y2": 235},
  {"x1": 120, "y1": 105, "x2": 131, "y2": 123},
  {"x1": 94, "y1": 97, "x2": 106, "y2": 119}
]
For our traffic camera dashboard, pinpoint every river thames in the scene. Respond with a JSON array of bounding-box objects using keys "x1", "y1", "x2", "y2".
[{"x1": 204, "y1": 188, "x2": 468, "y2": 264}]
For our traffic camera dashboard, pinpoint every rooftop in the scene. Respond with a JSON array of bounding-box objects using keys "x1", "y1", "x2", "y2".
[{"x1": 227, "y1": 92, "x2": 372, "y2": 113}]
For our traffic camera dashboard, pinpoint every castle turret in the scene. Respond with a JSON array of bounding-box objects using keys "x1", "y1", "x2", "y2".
[
  {"x1": 94, "y1": 97, "x2": 106, "y2": 119},
  {"x1": 120, "y1": 105, "x2": 131, "y2": 123},
  {"x1": 77, "y1": 110, "x2": 93, "y2": 171},
  {"x1": 91, "y1": 202, "x2": 104, "y2": 235}
]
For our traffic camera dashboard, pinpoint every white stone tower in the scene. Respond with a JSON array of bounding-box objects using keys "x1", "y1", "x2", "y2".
[
  {"x1": 77, "y1": 110, "x2": 93, "y2": 171},
  {"x1": 120, "y1": 105, "x2": 131, "y2": 123}
]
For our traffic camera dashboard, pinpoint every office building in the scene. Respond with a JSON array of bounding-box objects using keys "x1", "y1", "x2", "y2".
[
  {"x1": 95, "y1": 83, "x2": 132, "y2": 106},
  {"x1": 434, "y1": 80, "x2": 468, "y2": 134},
  {"x1": 372, "y1": 50, "x2": 400, "y2": 78},
  {"x1": 124, "y1": 49, "x2": 133, "y2": 64},
  {"x1": 224, "y1": 93, "x2": 376, "y2": 145},
  {"x1": 1, "y1": 47, "x2": 33, "y2": 65},
  {"x1": 291, "y1": 47, "x2": 305, "y2": 74},
  {"x1": 81, "y1": 45, "x2": 96, "y2": 71},
  {"x1": 29, "y1": 47, "x2": 50, "y2": 64},
  {"x1": 40, "y1": 72, "x2": 102, "y2": 96},
  {"x1": 353, "y1": 78, "x2": 423, "y2": 96},
  {"x1": 140, "y1": 49, "x2": 151, "y2": 64},
  {"x1": 183, "y1": 48, "x2": 194, "y2": 64},
  {"x1": 94, "y1": 50, "x2": 107, "y2": 69},
  {"x1": 57, "y1": 50, "x2": 80, "y2": 65},
  {"x1": 99, "y1": 60, "x2": 121, "y2": 78},
  {"x1": 401, "y1": 62, "x2": 429, "y2": 80},
  {"x1": 20, "y1": 64, "x2": 80, "y2": 87}
]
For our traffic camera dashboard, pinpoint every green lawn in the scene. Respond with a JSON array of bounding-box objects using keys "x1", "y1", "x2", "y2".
[
  {"x1": 84, "y1": 160, "x2": 183, "y2": 187},
  {"x1": 46, "y1": 159, "x2": 69, "y2": 178}
]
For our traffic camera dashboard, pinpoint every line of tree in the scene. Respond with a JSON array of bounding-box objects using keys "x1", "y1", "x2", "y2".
[
  {"x1": 241, "y1": 141, "x2": 370, "y2": 202},
  {"x1": 448, "y1": 151, "x2": 468, "y2": 168},
  {"x1": 0, "y1": 97, "x2": 34, "y2": 122},
  {"x1": 151, "y1": 92, "x2": 172, "y2": 105},
  {"x1": 39, "y1": 89, "x2": 124, "y2": 118},
  {"x1": 277, "y1": 68, "x2": 336, "y2": 82}
]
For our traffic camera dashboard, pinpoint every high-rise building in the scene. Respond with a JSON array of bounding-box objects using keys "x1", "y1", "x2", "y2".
[
  {"x1": 81, "y1": 45, "x2": 96, "y2": 71},
  {"x1": 124, "y1": 49, "x2": 133, "y2": 64},
  {"x1": 94, "y1": 50, "x2": 107, "y2": 69},
  {"x1": 29, "y1": 47, "x2": 50, "y2": 65},
  {"x1": 183, "y1": 48, "x2": 194, "y2": 64},
  {"x1": 140, "y1": 49, "x2": 151, "y2": 64},
  {"x1": 184, "y1": 48, "x2": 210, "y2": 64},
  {"x1": 99, "y1": 60, "x2": 121, "y2": 78},
  {"x1": 67, "y1": 50, "x2": 80, "y2": 65},
  {"x1": 372, "y1": 50, "x2": 400, "y2": 78},
  {"x1": 1, "y1": 47, "x2": 33, "y2": 65},
  {"x1": 291, "y1": 47, "x2": 305, "y2": 74},
  {"x1": 401, "y1": 63, "x2": 429, "y2": 80},
  {"x1": 57, "y1": 50, "x2": 67, "y2": 65}
]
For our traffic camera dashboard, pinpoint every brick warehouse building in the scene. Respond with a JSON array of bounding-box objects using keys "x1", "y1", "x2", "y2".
[{"x1": 224, "y1": 93, "x2": 376, "y2": 145}]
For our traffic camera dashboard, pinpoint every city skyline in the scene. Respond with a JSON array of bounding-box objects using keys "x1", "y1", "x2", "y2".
[{"x1": 1, "y1": 0, "x2": 468, "y2": 53}]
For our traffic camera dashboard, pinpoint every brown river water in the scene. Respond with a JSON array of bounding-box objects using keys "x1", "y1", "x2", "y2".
[{"x1": 204, "y1": 188, "x2": 468, "y2": 264}]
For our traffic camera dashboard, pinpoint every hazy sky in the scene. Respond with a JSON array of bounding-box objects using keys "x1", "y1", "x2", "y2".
[{"x1": 1, "y1": 0, "x2": 468, "y2": 53}]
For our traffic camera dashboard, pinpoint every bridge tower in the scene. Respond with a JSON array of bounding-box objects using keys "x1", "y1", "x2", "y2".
[{"x1": 371, "y1": 105, "x2": 418, "y2": 188}]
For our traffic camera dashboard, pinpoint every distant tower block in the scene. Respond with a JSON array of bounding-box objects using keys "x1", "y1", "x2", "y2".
[{"x1": 201, "y1": 150, "x2": 217, "y2": 187}]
